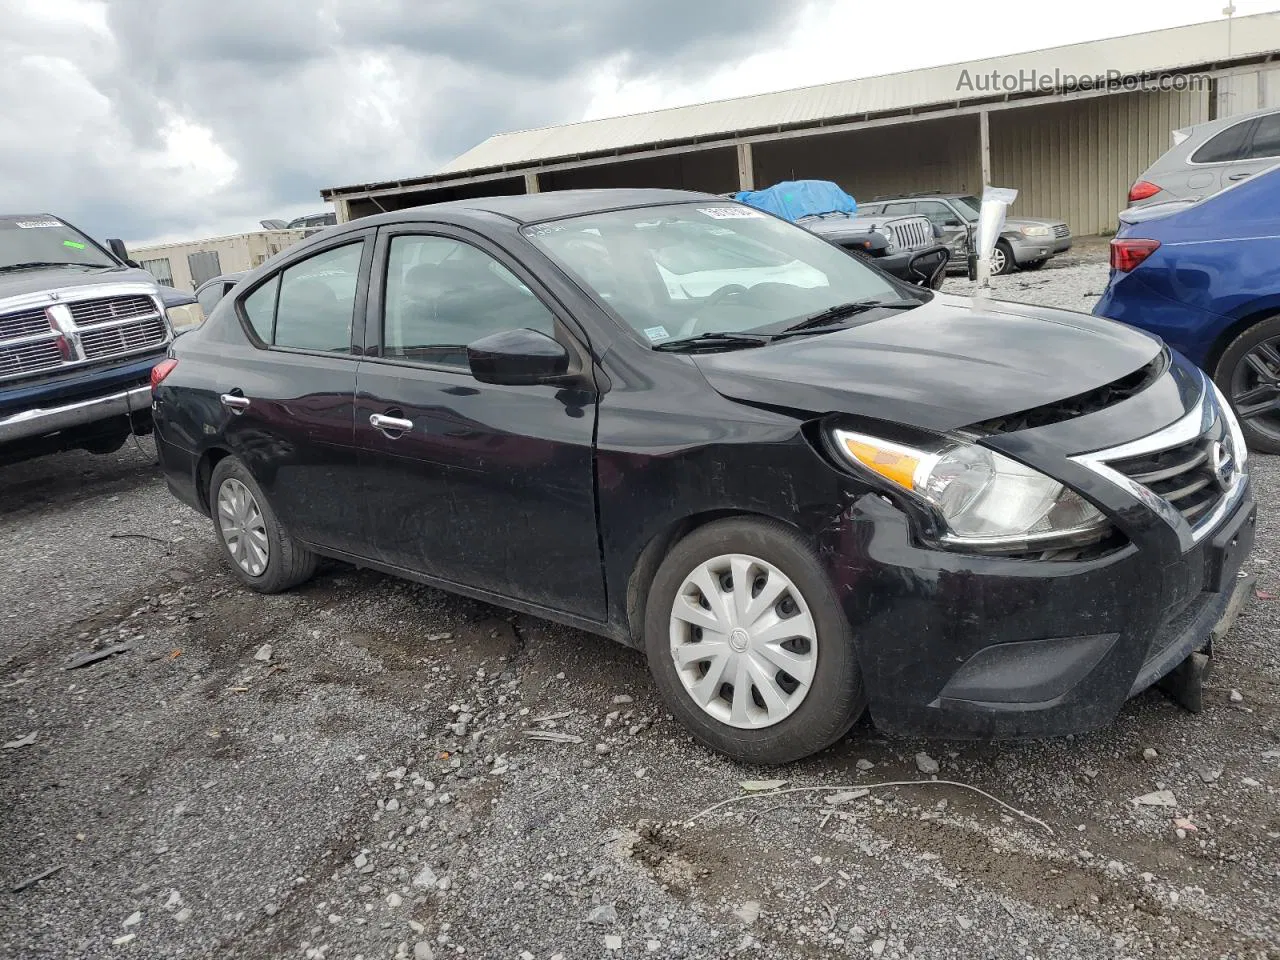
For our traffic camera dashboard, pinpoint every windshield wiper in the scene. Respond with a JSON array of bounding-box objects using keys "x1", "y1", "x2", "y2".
[
  {"x1": 776, "y1": 298, "x2": 921, "y2": 337},
  {"x1": 652, "y1": 332, "x2": 771, "y2": 352},
  {"x1": 0, "y1": 261, "x2": 94, "y2": 273}
]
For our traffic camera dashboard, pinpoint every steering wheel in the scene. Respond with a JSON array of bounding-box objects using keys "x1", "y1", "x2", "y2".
[{"x1": 703, "y1": 283, "x2": 748, "y2": 308}]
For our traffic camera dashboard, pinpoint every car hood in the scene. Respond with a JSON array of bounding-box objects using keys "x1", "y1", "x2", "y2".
[
  {"x1": 1004, "y1": 215, "x2": 1068, "y2": 230},
  {"x1": 0, "y1": 264, "x2": 159, "y2": 302},
  {"x1": 692, "y1": 293, "x2": 1161, "y2": 432}
]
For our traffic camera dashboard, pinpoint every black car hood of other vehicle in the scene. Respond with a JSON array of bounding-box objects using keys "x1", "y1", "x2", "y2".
[
  {"x1": 0, "y1": 263, "x2": 157, "y2": 300},
  {"x1": 693, "y1": 293, "x2": 1162, "y2": 433}
]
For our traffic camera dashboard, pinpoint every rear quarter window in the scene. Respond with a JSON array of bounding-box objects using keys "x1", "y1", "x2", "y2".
[{"x1": 1191, "y1": 119, "x2": 1253, "y2": 164}]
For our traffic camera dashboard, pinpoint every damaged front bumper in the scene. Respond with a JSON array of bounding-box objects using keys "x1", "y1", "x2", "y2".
[
  {"x1": 814, "y1": 358, "x2": 1255, "y2": 740},
  {"x1": 821, "y1": 486, "x2": 1254, "y2": 739}
]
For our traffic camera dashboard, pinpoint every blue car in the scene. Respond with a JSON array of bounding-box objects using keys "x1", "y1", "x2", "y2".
[{"x1": 1094, "y1": 164, "x2": 1280, "y2": 452}]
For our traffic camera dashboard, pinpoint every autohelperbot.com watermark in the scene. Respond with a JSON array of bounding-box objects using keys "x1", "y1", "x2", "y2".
[{"x1": 956, "y1": 68, "x2": 1212, "y2": 95}]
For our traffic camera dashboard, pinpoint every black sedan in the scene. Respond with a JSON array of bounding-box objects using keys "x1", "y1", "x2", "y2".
[{"x1": 151, "y1": 189, "x2": 1255, "y2": 764}]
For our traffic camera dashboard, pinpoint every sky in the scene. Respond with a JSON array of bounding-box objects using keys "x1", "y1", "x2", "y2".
[{"x1": 2, "y1": 0, "x2": 1278, "y2": 246}]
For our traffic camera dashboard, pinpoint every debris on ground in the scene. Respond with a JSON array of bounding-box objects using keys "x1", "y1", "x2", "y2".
[
  {"x1": 3, "y1": 731, "x2": 36, "y2": 749},
  {"x1": 915, "y1": 752, "x2": 940, "y2": 775},
  {"x1": 64, "y1": 642, "x2": 133, "y2": 670}
]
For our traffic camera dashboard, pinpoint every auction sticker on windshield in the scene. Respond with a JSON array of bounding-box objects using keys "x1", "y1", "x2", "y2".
[
  {"x1": 644, "y1": 325, "x2": 670, "y2": 342},
  {"x1": 697, "y1": 207, "x2": 764, "y2": 220},
  {"x1": 15, "y1": 219, "x2": 59, "y2": 228}
]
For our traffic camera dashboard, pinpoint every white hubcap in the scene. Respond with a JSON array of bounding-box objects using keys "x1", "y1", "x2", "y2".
[
  {"x1": 668, "y1": 553, "x2": 818, "y2": 729},
  {"x1": 217, "y1": 477, "x2": 269, "y2": 577}
]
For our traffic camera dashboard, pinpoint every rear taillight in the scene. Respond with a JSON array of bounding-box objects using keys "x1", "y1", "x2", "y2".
[
  {"x1": 1128, "y1": 180, "x2": 1162, "y2": 203},
  {"x1": 151, "y1": 358, "x2": 178, "y2": 391},
  {"x1": 1110, "y1": 238, "x2": 1161, "y2": 273}
]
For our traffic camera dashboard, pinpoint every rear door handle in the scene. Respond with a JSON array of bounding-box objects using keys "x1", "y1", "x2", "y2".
[
  {"x1": 1228, "y1": 172, "x2": 1253, "y2": 180},
  {"x1": 370, "y1": 413, "x2": 414, "y2": 436},
  {"x1": 220, "y1": 393, "x2": 251, "y2": 414}
]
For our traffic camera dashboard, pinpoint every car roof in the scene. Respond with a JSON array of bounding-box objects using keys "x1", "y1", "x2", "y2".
[
  {"x1": 359, "y1": 188, "x2": 714, "y2": 228},
  {"x1": 196, "y1": 271, "x2": 247, "y2": 290}
]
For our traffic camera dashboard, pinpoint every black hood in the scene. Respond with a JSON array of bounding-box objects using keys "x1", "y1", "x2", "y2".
[
  {"x1": 0, "y1": 264, "x2": 157, "y2": 300},
  {"x1": 693, "y1": 293, "x2": 1162, "y2": 432}
]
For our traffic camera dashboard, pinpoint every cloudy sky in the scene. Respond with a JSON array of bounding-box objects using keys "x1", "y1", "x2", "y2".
[{"x1": 3, "y1": 0, "x2": 1278, "y2": 245}]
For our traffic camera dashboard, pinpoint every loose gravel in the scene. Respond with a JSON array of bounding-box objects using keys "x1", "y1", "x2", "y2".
[{"x1": 2, "y1": 247, "x2": 1278, "y2": 960}]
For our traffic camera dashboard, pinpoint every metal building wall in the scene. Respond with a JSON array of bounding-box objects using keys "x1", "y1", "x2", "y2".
[
  {"x1": 751, "y1": 116, "x2": 983, "y2": 203},
  {"x1": 1217, "y1": 65, "x2": 1280, "y2": 116},
  {"x1": 988, "y1": 88, "x2": 1209, "y2": 236}
]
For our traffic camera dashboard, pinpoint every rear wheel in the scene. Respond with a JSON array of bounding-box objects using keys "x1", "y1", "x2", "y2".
[
  {"x1": 210, "y1": 457, "x2": 317, "y2": 592},
  {"x1": 1214, "y1": 315, "x2": 1280, "y2": 454},
  {"x1": 643, "y1": 518, "x2": 866, "y2": 764}
]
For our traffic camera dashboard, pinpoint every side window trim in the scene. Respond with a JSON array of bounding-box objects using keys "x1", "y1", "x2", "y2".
[
  {"x1": 232, "y1": 230, "x2": 374, "y2": 357},
  {"x1": 364, "y1": 223, "x2": 593, "y2": 376}
]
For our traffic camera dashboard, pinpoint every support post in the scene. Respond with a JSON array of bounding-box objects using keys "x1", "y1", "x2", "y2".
[
  {"x1": 736, "y1": 142, "x2": 754, "y2": 192},
  {"x1": 979, "y1": 110, "x2": 992, "y2": 189},
  {"x1": 332, "y1": 198, "x2": 352, "y2": 224},
  {"x1": 523, "y1": 172, "x2": 540, "y2": 194}
]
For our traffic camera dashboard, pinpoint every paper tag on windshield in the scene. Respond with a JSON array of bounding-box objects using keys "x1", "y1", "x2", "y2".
[
  {"x1": 15, "y1": 219, "x2": 59, "y2": 228},
  {"x1": 697, "y1": 207, "x2": 763, "y2": 220},
  {"x1": 644, "y1": 326, "x2": 670, "y2": 342}
]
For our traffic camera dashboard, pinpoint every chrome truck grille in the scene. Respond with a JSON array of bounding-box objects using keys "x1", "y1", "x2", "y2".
[
  {"x1": 1053, "y1": 224, "x2": 1070, "y2": 239},
  {"x1": 887, "y1": 216, "x2": 933, "y2": 251},
  {"x1": 0, "y1": 284, "x2": 170, "y2": 381}
]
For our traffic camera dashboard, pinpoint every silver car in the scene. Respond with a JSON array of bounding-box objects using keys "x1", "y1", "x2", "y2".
[
  {"x1": 1128, "y1": 105, "x2": 1280, "y2": 208},
  {"x1": 858, "y1": 193, "x2": 1071, "y2": 275}
]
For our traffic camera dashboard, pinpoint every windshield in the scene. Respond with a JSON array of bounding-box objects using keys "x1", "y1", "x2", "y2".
[
  {"x1": 0, "y1": 217, "x2": 115, "y2": 270},
  {"x1": 524, "y1": 203, "x2": 903, "y2": 344},
  {"x1": 951, "y1": 196, "x2": 982, "y2": 222}
]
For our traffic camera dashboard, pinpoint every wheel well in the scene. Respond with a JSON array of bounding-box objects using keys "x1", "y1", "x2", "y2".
[
  {"x1": 195, "y1": 447, "x2": 232, "y2": 514},
  {"x1": 1205, "y1": 307, "x2": 1280, "y2": 377},
  {"x1": 623, "y1": 509, "x2": 781, "y2": 647}
]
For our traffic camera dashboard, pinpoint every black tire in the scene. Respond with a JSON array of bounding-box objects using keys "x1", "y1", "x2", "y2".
[
  {"x1": 209, "y1": 456, "x2": 317, "y2": 593},
  {"x1": 991, "y1": 240, "x2": 1015, "y2": 276},
  {"x1": 643, "y1": 517, "x2": 867, "y2": 765},
  {"x1": 1213, "y1": 315, "x2": 1280, "y2": 454},
  {"x1": 1020, "y1": 258, "x2": 1047, "y2": 271}
]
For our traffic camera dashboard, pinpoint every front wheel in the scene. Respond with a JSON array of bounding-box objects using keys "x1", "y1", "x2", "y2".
[
  {"x1": 990, "y1": 240, "x2": 1015, "y2": 276},
  {"x1": 209, "y1": 456, "x2": 318, "y2": 593},
  {"x1": 1214, "y1": 315, "x2": 1280, "y2": 454},
  {"x1": 643, "y1": 518, "x2": 867, "y2": 764}
]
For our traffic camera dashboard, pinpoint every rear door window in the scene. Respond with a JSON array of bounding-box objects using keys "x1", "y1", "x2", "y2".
[
  {"x1": 238, "y1": 241, "x2": 365, "y2": 351},
  {"x1": 1191, "y1": 119, "x2": 1253, "y2": 164},
  {"x1": 1244, "y1": 112, "x2": 1280, "y2": 160}
]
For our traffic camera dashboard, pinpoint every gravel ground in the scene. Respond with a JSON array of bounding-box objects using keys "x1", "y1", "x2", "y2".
[{"x1": 3, "y1": 249, "x2": 1279, "y2": 960}]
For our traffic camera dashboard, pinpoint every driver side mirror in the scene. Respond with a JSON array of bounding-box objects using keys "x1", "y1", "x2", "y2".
[
  {"x1": 105, "y1": 238, "x2": 140, "y2": 268},
  {"x1": 467, "y1": 328, "x2": 570, "y2": 386}
]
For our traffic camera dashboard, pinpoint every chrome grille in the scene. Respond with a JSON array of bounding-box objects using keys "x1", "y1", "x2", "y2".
[
  {"x1": 80, "y1": 316, "x2": 168, "y2": 359},
  {"x1": 888, "y1": 216, "x2": 932, "y2": 251},
  {"x1": 1107, "y1": 427, "x2": 1227, "y2": 526},
  {"x1": 68, "y1": 295, "x2": 157, "y2": 327},
  {"x1": 0, "y1": 308, "x2": 51, "y2": 341},
  {"x1": 0, "y1": 338, "x2": 64, "y2": 377},
  {"x1": 1053, "y1": 224, "x2": 1070, "y2": 238}
]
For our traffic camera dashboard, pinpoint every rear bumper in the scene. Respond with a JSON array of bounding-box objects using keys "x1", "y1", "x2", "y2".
[
  {"x1": 819, "y1": 481, "x2": 1255, "y2": 739},
  {"x1": 0, "y1": 384, "x2": 152, "y2": 444}
]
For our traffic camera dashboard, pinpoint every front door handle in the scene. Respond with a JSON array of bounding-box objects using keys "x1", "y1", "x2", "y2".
[
  {"x1": 370, "y1": 413, "x2": 414, "y2": 436},
  {"x1": 1228, "y1": 172, "x2": 1253, "y2": 181},
  {"x1": 220, "y1": 393, "x2": 251, "y2": 414}
]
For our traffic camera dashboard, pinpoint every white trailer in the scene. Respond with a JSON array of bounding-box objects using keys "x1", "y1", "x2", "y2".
[{"x1": 128, "y1": 230, "x2": 309, "y2": 292}]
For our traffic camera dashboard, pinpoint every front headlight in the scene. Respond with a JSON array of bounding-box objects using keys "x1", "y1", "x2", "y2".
[
  {"x1": 881, "y1": 225, "x2": 897, "y2": 251},
  {"x1": 165, "y1": 303, "x2": 205, "y2": 333},
  {"x1": 833, "y1": 429, "x2": 1110, "y2": 552},
  {"x1": 1020, "y1": 225, "x2": 1053, "y2": 238}
]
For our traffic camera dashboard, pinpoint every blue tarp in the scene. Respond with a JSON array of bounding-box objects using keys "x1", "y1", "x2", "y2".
[{"x1": 734, "y1": 180, "x2": 857, "y2": 222}]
